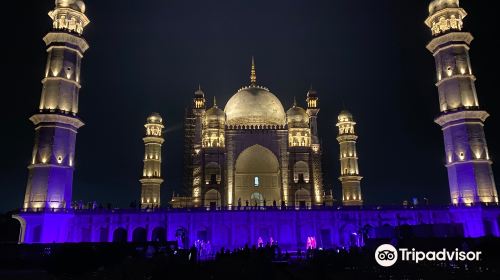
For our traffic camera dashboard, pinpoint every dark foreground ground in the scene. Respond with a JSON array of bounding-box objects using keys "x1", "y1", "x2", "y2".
[{"x1": 1, "y1": 237, "x2": 499, "y2": 280}]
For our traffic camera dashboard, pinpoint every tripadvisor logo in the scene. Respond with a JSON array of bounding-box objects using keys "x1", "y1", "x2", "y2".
[{"x1": 374, "y1": 244, "x2": 482, "y2": 267}]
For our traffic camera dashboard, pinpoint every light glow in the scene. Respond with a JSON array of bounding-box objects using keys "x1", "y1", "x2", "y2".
[{"x1": 458, "y1": 152, "x2": 465, "y2": 161}]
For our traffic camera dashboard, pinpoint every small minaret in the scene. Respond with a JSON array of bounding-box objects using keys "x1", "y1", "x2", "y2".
[
  {"x1": 191, "y1": 86, "x2": 206, "y2": 206},
  {"x1": 426, "y1": 0, "x2": 498, "y2": 205},
  {"x1": 23, "y1": 0, "x2": 90, "y2": 210},
  {"x1": 305, "y1": 88, "x2": 324, "y2": 205},
  {"x1": 336, "y1": 110, "x2": 363, "y2": 206},
  {"x1": 140, "y1": 113, "x2": 165, "y2": 209},
  {"x1": 306, "y1": 87, "x2": 320, "y2": 146}
]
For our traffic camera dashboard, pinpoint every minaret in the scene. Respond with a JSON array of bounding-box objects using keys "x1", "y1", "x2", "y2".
[
  {"x1": 23, "y1": 0, "x2": 90, "y2": 210},
  {"x1": 336, "y1": 110, "x2": 363, "y2": 206},
  {"x1": 140, "y1": 113, "x2": 165, "y2": 209},
  {"x1": 191, "y1": 86, "x2": 206, "y2": 206},
  {"x1": 305, "y1": 87, "x2": 324, "y2": 205},
  {"x1": 306, "y1": 87, "x2": 320, "y2": 146},
  {"x1": 426, "y1": 0, "x2": 498, "y2": 205}
]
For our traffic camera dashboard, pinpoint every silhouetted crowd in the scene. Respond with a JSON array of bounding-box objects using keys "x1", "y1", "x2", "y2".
[{"x1": 1, "y1": 238, "x2": 500, "y2": 280}]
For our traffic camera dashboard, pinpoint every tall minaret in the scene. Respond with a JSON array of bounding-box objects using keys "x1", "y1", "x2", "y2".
[
  {"x1": 426, "y1": 0, "x2": 498, "y2": 205},
  {"x1": 191, "y1": 86, "x2": 206, "y2": 206},
  {"x1": 336, "y1": 110, "x2": 363, "y2": 206},
  {"x1": 305, "y1": 87, "x2": 324, "y2": 205},
  {"x1": 306, "y1": 87, "x2": 320, "y2": 146},
  {"x1": 23, "y1": 0, "x2": 90, "y2": 210},
  {"x1": 140, "y1": 113, "x2": 165, "y2": 209}
]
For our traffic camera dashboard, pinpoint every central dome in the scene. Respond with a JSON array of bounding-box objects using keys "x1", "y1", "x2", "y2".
[{"x1": 224, "y1": 86, "x2": 286, "y2": 127}]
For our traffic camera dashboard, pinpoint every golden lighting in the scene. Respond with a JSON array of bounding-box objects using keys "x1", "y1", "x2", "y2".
[
  {"x1": 458, "y1": 152, "x2": 465, "y2": 161},
  {"x1": 312, "y1": 144, "x2": 320, "y2": 153},
  {"x1": 193, "y1": 187, "x2": 200, "y2": 198},
  {"x1": 250, "y1": 57, "x2": 257, "y2": 85},
  {"x1": 446, "y1": 66, "x2": 453, "y2": 77},
  {"x1": 49, "y1": 6, "x2": 90, "y2": 35},
  {"x1": 427, "y1": 9, "x2": 465, "y2": 36},
  {"x1": 474, "y1": 150, "x2": 482, "y2": 159},
  {"x1": 195, "y1": 99, "x2": 205, "y2": 108},
  {"x1": 307, "y1": 99, "x2": 317, "y2": 108},
  {"x1": 288, "y1": 128, "x2": 311, "y2": 147}
]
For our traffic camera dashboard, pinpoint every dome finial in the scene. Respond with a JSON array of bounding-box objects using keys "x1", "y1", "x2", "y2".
[
  {"x1": 213, "y1": 96, "x2": 217, "y2": 107},
  {"x1": 293, "y1": 96, "x2": 297, "y2": 107},
  {"x1": 250, "y1": 56, "x2": 257, "y2": 85}
]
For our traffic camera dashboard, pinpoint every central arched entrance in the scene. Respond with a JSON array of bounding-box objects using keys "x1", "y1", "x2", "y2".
[{"x1": 235, "y1": 144, "x2": 281, "y2": 205}]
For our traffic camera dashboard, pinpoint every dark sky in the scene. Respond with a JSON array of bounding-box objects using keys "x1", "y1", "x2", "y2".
[{"x1": 0, "y1": 1, "x2": 498, "y2": 212}]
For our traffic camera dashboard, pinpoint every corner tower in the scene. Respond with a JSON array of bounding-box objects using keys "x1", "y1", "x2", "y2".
[
  {"x1": 426, "y1": 0, "x2": 498, "y2": 205},
  {"x1": 23, "y1": 0, "x2": 90, "y2": 210},
  {"x1": 336, "y1": 110, "x2": 363, "y2": 206},
  {"x1": 306, "y1": 88, "x2": 324, "y2": 205},
  {"x1": 140, "y1": 113, "x2": 165, "y2": 209},
  {"x1": 184, "y1": 86, "x2": 206, "y2": 206}
]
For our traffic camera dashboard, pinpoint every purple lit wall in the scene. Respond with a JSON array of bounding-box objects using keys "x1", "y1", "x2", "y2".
[{"x1": 14, "y1": 206, "x2": 500, "y2": 249}]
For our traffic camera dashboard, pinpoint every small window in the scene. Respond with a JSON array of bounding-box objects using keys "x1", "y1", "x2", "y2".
[
  {"x1": 254, "y1": 176, "x2": 259, "y2": 187},
  {"x1": 298, "y1": 173, "x2": 305, "y2": 183}
]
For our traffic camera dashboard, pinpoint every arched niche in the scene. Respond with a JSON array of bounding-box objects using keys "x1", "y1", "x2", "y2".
[{"x1": 234, "y1": 144, "x2": 281, "y2": 205}]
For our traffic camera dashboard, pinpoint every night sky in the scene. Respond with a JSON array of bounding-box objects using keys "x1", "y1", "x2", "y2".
[{"x1": 0, "y1": 0, "x2": 498, "y2": 212}]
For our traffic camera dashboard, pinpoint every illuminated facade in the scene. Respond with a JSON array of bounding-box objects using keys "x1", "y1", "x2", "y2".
[
  {"x1": 12, "y1": 0, "x2": 500, "y2": 248},
  {"x1": 336, "y1": 110, "x2": 363, "y2": 206},
  {"x1": 182, "y1": 59, "x2": 324, "y2": 208},
  {"x1": 140, "y1": 113, "x2": 165, "y2": 209},
  {"x1": 23, "y1": 0, "x2": 89, "y2": 210},
  {"x1": 426, "y1": 0, "x2": 498, "y2": 205}
]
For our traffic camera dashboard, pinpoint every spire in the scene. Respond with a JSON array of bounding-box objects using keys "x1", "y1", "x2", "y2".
[
  {"x1": 195, "y1": 84, "x2": 204, "y2": 97},
  {"x1": 213, "y1": 96, "x2": 217, "y2": 107},
  {"x1": 250, "y1": 56, "x2": 257, "y2": 85},
  {"x1": 307, "y1": 85, "x2": 317, "y2": 98},
  {"x1": 293, "y1": 96, "x2": 297, "y2": 107}
]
